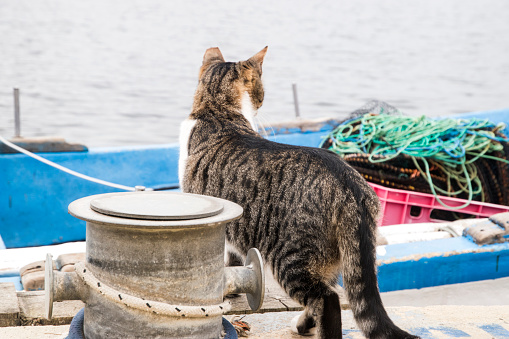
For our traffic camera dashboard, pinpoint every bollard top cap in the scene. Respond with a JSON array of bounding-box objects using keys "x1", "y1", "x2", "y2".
[
  {"x1": 68, "y1": 192, "x2": 243, "y2": 228},
  {"x1": 89, "y1": 192, "x2": 224, "y2": 221}
]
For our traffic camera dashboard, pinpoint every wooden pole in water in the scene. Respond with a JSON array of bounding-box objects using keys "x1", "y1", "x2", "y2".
[
  {"x1": 13, "y1": 88, "x2": 20, "y2": 137},
  {"x1": 292, "y1": 83, "x2": 301, "y2": 119}
]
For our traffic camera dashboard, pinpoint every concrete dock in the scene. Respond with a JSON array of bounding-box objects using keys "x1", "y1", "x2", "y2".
[
  {"x1": 227, "y1": 306, "x2": 509, "y2": 338},
  {"x1": 1, "y1": 276, "x2": 509, "y2": 338},
  {"x1": 1, "y1": 305, "x2": 508, "y2": 338}
]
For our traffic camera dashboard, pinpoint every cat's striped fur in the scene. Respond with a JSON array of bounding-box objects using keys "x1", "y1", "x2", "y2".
[{"x1": 180, "y1": 47, "x2": 419, "y2": 339}]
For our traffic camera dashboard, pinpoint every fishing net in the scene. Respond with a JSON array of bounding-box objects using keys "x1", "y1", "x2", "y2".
[{"x1": 321, "y1": 101, "x2": 509, "y2": 209}]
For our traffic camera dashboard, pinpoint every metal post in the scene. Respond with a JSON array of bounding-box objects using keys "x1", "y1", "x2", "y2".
[
  {"x1": 13, "y1": 88, "x2": 20, "y2": 137},
  {"x1": 292, "y1": 83, "x2": 300, "y2": 119},
  {"x1": 59, "y1": 192, "x2": 249, "y2": 339}
]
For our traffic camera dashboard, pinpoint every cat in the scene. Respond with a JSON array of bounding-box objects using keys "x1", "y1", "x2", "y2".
[{"x1": 179, "y1": 47, "x2": 419, "y2": 339}]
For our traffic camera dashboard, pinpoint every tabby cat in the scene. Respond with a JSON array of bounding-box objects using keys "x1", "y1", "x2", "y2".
[{"x1": 179, "y1": 47, "x2": 419, "y2": 339}]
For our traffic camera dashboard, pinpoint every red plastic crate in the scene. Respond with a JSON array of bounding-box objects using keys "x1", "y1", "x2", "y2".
[{"x1": 368, "y1": 182, "x2": 509, "y2": 226}]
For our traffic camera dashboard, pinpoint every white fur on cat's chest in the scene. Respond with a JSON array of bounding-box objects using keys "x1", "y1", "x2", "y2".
[
  {"x1": 179, "y1": 92, "x2": 256, "y2": 188},
  {"x1": 178, "y1": 118, "x2": 197, "y2": 186},
  {"x1": 241, "y1": 91, "x2": 257, "y2": 131}
]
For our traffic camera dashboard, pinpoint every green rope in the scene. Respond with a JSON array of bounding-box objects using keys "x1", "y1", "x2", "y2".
[{"x1": 322, "y1": 113, "x2": 509, "y2": 210}]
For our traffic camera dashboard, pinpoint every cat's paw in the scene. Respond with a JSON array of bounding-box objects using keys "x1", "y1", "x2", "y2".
[
  {"x1": 290, "y1": 313, "x2": 317, "y2": 336},
  {"x1": 397, "y1": 329, "x2": 421, "y2": 339},
  {"x1": 388, "y1": 330, "x2": 421, "y2": 339}
]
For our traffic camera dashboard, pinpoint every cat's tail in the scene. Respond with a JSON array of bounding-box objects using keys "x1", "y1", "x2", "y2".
[{"x1": 339, "y1": 194, "x2": 419, "y2": 339}]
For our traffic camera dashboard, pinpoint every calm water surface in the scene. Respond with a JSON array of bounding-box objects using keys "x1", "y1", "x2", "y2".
[{"x1": 1, "y1": 0, "x2": 508, "y2": 147}]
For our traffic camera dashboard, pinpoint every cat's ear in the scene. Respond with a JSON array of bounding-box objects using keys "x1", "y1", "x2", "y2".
[
  {"x1": 248, "y1": 46, "x2": 268, "y2": 71},
  {"x1": 202, "y1": 47, "x2": 225, "y2": 65}
]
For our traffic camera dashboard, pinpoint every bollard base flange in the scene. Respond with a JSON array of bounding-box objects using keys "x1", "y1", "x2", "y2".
[
  {"x1": 44, "y1": 253, "x2": 54, "y2": 320},
  {"x1": 66, "y1": 308, "x2": 238, "y2": 339}
]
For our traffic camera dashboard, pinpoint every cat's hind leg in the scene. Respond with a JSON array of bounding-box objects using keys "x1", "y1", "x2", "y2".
[
  {"x1": 290, "y1": 288, "x2": 341, "y2": 337},
  {"x1": 339, "y1": 200, "x2": 420, "y2": 339},
  {"x1": 313, "y1": 286, "x2": 342, "y2": 338},
  {"x1": 275, "y1": 264, "x2": 343, "y2": 338},
  {"x1": 290, "y1": 306, "x2": 316, "y2": 336}
]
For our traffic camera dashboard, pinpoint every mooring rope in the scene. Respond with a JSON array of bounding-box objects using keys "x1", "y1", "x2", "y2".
[
  {"x1": 321, "y1": 114, "x2": 509, "y2": 209},
  {"x1": 74, "y1": 262, "x2": 232, "y2": 318},
  {"x1": 0, "y1": 135, "x2": 136, "y2": 191}
]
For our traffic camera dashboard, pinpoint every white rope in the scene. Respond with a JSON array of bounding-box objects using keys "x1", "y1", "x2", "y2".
[
  {"x1": 74, "y1": 262, "x2": 231, "y2": 318},
  {"x1": 0, "y1": 136, "x2": 135, "y2": 191}
]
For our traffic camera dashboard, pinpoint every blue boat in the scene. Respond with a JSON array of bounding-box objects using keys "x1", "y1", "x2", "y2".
[{"x1": 1, "y1": 107, "x2": 509, "y2": 293}]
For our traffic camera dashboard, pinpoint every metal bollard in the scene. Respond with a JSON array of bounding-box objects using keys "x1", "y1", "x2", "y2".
[{"x1": 44, "y1": 191, "x2": 264, "y2": 339}]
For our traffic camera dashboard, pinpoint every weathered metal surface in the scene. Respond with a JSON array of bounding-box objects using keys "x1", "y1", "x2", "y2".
[
  {"x1": 68, "y1": 192, "x2": 243, "y2": 229},
  {"x1": 45, "y1": 254, "x2": 87, "y2": 320},
  {"x1": 84, "y1": 222, "x2": 226, "y2": 338},
  {"x1": 224, "y1": 248, "x2": 265, "y2": 311},
  {"x1": 90, "y1": 191, "x2": 224, "y2": 220},
  {"x1": 64, "y1": 192, "x2": 244, "y2": 339},
  {"x1": 0, "y1": 276, "x2": 302, "y2": 328}
]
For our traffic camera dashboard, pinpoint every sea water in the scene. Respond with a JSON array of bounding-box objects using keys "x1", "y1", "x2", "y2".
[{"x1": 0, "y1": 0, "x2": 508, "y2": 147}]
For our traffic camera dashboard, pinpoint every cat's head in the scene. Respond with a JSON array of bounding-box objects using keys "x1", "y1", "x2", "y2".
[{"x1": 193, "y1": 47, "x2": 268, "y2": 120}]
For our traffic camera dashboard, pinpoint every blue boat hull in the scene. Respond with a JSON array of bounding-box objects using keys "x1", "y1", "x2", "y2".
[
  {"x1": 1, "y1": 145, "x2": 179, "y2": 248},
  {"x1": 377, "y1": 237, "x2": 509, "y2": 292},
  {"x1": 2, "y1": 108, "x2": 509, "y2": 293}
]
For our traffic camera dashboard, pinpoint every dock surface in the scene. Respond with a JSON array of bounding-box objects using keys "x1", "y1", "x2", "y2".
[
  {"x1": 1, "y1": 275, "x2": 509, "y2": 338},
  {"x1": 1, "y1": 305, "x2": 508, "y2": 338},
  {"x1": 224, "y1": 305, "x2": 509, "y2": 338}
]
